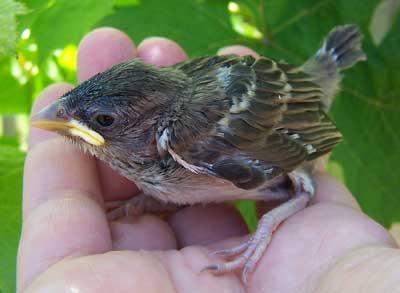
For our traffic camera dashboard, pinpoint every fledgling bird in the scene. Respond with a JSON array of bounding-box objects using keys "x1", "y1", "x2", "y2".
[{"x1": 31, "y1": 25, "x2": 366, "y2": 282}]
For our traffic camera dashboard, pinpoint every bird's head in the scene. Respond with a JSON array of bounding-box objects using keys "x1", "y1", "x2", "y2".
[{"x1": 31, "y1": 59, "x2": 187, "y2": 165}]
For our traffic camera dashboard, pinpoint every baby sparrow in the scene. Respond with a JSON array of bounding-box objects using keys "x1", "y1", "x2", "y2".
[{"x1": 31, "y1": 25, "x2": 365, "y2": 283}]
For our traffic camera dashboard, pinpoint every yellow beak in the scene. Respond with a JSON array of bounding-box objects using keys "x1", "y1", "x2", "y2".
[{"x1": 30, "y1": 102, "x2": 105, "y2": 146}]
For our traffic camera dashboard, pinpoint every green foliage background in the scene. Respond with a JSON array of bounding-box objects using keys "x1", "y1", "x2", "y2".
[{"x1": 0, "y1": 0, "x2": 399, "y2": 291}]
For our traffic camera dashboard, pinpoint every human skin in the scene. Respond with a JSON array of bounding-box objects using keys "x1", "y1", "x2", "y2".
[{"x1": 17, "y1": 27, "x2": 400, "y2": 293}]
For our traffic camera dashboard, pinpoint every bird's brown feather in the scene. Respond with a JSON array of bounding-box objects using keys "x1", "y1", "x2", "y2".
[{"x1": 159, "y1": 55, "x2": 342, "y2": 189}]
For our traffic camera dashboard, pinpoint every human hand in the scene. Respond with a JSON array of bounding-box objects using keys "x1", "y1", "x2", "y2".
[{"x1": 18, "y1": 28, "x2": 399, "y2": 293}]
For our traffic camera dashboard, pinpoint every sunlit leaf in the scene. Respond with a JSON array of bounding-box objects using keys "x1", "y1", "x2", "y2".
[
  {"x1": 228, "y1": 1, "x2": 263, "y2": 40},
  {"x1": 55, "y1": 44, "x2": 77, "y2": 71}
]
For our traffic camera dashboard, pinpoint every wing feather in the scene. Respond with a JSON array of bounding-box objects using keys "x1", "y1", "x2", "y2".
[{"x1": 157, "y1": 55, "x2": 342, "y2": 189}]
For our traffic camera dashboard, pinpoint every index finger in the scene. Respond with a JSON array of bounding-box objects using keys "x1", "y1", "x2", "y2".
[
  {"x1": 19, "y1": 84, "x2": 112, "y2": 292},
  {"x1": 18, "y1": 28, "x2": 138, "y2": 291}
]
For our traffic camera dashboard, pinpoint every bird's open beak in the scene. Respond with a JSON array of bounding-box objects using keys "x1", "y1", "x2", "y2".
[{"x1": 30, "y1": 102, "x2": 105, "y2": 146}]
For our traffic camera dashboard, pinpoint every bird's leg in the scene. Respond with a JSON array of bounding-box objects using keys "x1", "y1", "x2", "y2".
[
  {"x1": 203, "y1": 169, "x2": 314, "y2": 283},
  {"x1": 106, "y1": 193, "x2": 181, "y2": 221}
]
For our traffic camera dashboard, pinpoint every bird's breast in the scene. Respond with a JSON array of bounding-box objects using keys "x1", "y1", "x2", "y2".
[{"x1": 136, "y1": 168, "x2": 290, "y2": 205}]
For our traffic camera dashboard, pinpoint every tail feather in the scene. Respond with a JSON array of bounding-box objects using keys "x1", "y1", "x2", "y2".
[
  {"x1": 318, "y1": 24, "x2": 366, "y2": 70},
  {"x1": 303, "y1": 24, "x2": 366, "y2": 110}
]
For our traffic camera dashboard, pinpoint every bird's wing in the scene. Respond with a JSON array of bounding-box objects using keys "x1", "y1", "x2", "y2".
[{"x1": 157, "y1": 56, "x2": 341, "y2": 189}]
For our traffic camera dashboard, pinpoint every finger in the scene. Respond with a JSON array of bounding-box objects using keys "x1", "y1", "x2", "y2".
[
  {"x1": 137, "y1": 37, "x2": 188, "y2": 66},
  {"x1": 19, "y1": 29, "x2": 138, "y2": 290},
  {"x1": 249, "y1": 204, "x2": 396, "y2": 292},
  {"x1": 23, "y1": 235, "x2": 399, "y2": 293},
  {"x1": 110, "y1": 215, "x2": 177, "y2": 250},
  {"x1": 97, "y1": 160, "x2": 139, "y2": 201},
  {"x1": 25, "y1": 250, "x2": 243, "y2": 293},
  {"x1": 20, "y1": 86, "x2": 112, "y2": 291},
  {"x1": 24, "y1": 84, "x2": 102, "y2": 216},
  {"x1": 18, "y1": 193, "x2": 112, "y2": 292},
  {"x1": 313, "y1": 172, "x2": 361, "y2": 210},
  {"x1": 168, "y1": 204, "x2": 248, "y2": 247},
  {"x1": 77, "y1": 27, "x2": 137, "y2": 82},
  {"x1": 77, "y1": 27, "x2": 139, "y2": 201},
  {"x1": 218, "y1": 45, "x2": 259, "y2": 58},
  {"x1": 316, "y1": 246, "x2": 400, "y2": 292}
]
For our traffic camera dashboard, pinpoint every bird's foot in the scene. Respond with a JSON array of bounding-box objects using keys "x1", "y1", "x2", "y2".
[
  {"x1": 202, "y1": 233, "x2": 266, "y2": 284},
  {"x1": 203, "y1": 169, "x2": 314, "y2": 283},
  {"x1": 106, "y1": 193, "x2": 180, "y2": 221}
]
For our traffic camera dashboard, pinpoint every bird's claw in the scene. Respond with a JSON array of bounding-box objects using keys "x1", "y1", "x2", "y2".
[
  {"x1": 210, "y1": 239, "x2": 251, "y2": 257},
  {"x1": 202, "y1": 239, "x2": 259, "y2": 283}
]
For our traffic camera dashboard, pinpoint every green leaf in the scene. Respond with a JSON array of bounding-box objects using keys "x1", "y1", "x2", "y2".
[
  {"x1": 99, "y1": 0, "x2": 238, "y2": 56},
  {"x1": 0, "y1": 145, "x2": 24, "y2": 293},
  {"x1": 235, "y1": 200, "x2": 257, "y2": 231},
  {"x1": 29, "y1": 0, "x2": 114, "y2": 63},
  {"x1": 0, "y1": 0, "x2": 28, "y2": 56},
  {"x1": 330, "y1": 28, "x2": 400, "y2": 225},
  {"x1": 228, "y1": 1, "x2": 263, "y2": 40},
  {"x1": 0, "y1": 58, "x2": 30, "y2": 114}
]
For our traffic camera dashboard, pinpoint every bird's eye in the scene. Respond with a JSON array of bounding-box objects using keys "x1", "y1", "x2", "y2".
[{"x1": 95, "y1": 114, "x2": 115, "y2": 127}]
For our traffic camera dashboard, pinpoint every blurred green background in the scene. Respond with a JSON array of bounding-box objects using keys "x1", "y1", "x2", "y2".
[{"x1": 0, "y1": 0, "x2": 399, "y2": 291}]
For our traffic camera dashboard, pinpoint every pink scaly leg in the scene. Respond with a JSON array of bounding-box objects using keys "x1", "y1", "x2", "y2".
[{"x1": 202, "y1": 169, "x2": 314, "y2": 283}]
